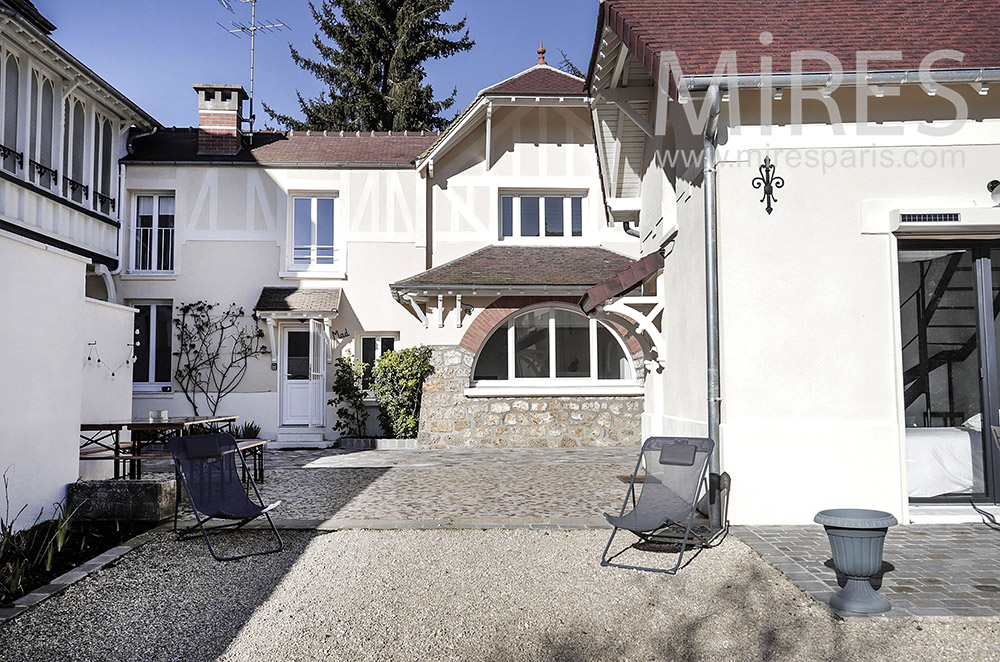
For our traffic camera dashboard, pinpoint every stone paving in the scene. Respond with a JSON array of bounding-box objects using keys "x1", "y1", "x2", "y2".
[
  {"x1": 148, "y1": 447, "x2": 638, "y2": 525},
  {"x1": 736, "y1": 525, "x2": 1000, "y2": 619}
]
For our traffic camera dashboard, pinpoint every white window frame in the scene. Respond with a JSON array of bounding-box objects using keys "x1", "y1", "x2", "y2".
[
  {"x1": 356, "y1": 333, "x2": 399, "y2": 393},
  {"x1": 92, "y1": 112, "x2": 116, "y2": 214},
  {"x1": 131, "y1": 300, "x2": 173, "y2": 393},
  {"x1": 469, "y1": 304, "x2": 638, "y2": 395},
  {"x1": 0, "y1": 48, "x2": 22, "y2": 176},
  {"x1": 62, "y1": 95, "x2": 88, "y2": 204},
  {"x1": 285, "y1": 193, "x2": 342, "y2": 276},
  {"x1": 27, "y1": 67, "x2": 57, "y2": 192},
  {"x1": 130, "y1": 192, "x2": 176, "y2": 274},
  {"x1": 500, "y1": 191, "x2": 586, "y2": 242}
]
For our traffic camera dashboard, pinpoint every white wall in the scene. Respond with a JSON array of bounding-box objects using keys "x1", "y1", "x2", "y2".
[
  {"x1": 0, "y1": 233, "x2": 86, "y2": 528},
  {"x1": 632, "y1": 81, "x2": 1000, "y2": 524},
  {"x1": 78, "y1": 298, "x2": 136, "y2": 480}
]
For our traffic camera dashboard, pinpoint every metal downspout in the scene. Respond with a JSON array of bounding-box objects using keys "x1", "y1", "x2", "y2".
[{"x1": 703, "y1": 84, "x2": 723, "y2": 532}]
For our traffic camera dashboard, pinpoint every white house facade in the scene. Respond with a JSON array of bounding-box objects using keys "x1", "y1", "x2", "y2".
[
  {"x1": 118, "y1": 50, "x2": 645, "y2": 449},
  {"x1": 585, "y1": 0, "x2": 1000, "y2": 524},
  {"x1": 0, "y1": 0, "x2": 159, "y2": 527}
]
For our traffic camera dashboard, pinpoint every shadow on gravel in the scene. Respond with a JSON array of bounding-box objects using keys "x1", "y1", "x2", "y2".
[
  {"x1": 0, "y1": 468, "x2": 388, "y2": 662},
  {"x1": 479, "y1": 558, "x2": 848, "y2": 662}
]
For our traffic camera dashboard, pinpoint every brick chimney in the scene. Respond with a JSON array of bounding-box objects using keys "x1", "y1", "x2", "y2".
[{"x1": 193, "y1": 84, "x2": 248, "y2": 156}]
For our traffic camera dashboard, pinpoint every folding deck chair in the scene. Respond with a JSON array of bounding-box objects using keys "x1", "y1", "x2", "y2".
[
  {"x1": 601, "y1": 436, "x2": 729, "y2": 574},
  {"x1": 168, "y1": 433, "x2": 283, "y2": 561}
]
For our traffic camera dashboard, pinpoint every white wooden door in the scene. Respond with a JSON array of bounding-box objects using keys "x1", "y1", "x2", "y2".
[
  {"x1": 309, "y1": 319, "x2": 327, "y2": 428},
  {"x1": 281, "y1": 326, "x2": 312, "y2": 426}
]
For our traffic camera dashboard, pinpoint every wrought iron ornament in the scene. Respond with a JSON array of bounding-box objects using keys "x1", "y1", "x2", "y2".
[{"x1": 751, "y1": 156, "x2": 784, "y2": 215}]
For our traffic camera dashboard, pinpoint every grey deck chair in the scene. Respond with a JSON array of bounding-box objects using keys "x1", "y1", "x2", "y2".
[
  {"x1": 601, "y1": 436, "x2": 725, "y2": 574},
  {"x1": 168, "y1": 433, "x2": 282, "y2": 561}
]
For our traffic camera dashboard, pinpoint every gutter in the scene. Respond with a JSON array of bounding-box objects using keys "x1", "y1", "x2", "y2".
[
  {"x1": 702, "y1": 84, "x2": 723, "y2": 532},
  {"x1": 114, "y1": 127, "x2": 158, "y2": 278},
  {"x1": 121, "y1": 159, "x2": 416, "y2": 169},
  {"x1": 679, "y1": 67, "x2": 1000, "y2": 94},
  {"x1": 390, "y1": 284, "x2": 591, "y2": 296}
]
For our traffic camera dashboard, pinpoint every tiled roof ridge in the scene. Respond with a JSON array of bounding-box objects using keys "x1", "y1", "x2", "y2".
[{"x1": 156, "y1": 126, "x2": 439, "y2": 138}]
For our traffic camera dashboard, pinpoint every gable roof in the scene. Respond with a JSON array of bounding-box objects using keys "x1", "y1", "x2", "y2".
[
  {"x1": 592, "y1": 0, "x2": 1000, "y2": 83},
  {"x1": 482, "y1": 64, "x2": 586, "y2": 97},
  {"x1": 416, "y1": 64, "x2": 588, "y2": 168},
  {"x1": 391, "y1": 246, "x2": 636, "y2": 291},
  {"x1": 126, "y1": 129, "x2": 438, "y2": 166}
]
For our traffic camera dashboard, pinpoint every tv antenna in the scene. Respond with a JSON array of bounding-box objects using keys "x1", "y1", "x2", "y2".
[{"x1": 216, "y1": 0, "x2": 287, "y2": 142}]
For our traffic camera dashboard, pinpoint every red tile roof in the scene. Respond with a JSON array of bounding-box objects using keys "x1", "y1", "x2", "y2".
[
  {"x1": 126, "y1": 129, "x2": 439, "y2": 166},
  {"x1": 391, "y1": 246, "x2": 636, "y2": 290},
  {"x1": 483, "y1": 65, "x2": 586, "y2": 96},
  {"x1": 596, "y1": 0, "x2": 1000, "y2": 81}
]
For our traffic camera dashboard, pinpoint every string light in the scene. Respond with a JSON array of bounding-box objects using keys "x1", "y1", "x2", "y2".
[{"x1": 85, "y1": 341, "x2": 136, "y2": 380}]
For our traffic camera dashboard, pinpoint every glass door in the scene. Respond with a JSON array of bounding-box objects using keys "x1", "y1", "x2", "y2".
[{"x1": 899, "y1": 244, "x2": 998, "y2": 502}]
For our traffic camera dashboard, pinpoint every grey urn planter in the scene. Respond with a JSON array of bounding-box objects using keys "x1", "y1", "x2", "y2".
[{"x1": 814, "y1": 508, "x2": 898, "y2": 614}]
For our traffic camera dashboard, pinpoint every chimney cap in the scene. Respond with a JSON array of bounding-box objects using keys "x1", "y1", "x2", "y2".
[{"x1": 192, "y1": 84, "x2": 249, "y2": 99}]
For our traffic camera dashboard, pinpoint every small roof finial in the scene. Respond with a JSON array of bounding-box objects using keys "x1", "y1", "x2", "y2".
[{"x1": 537, "y1": 41, "x2": 547, "y2": 65}]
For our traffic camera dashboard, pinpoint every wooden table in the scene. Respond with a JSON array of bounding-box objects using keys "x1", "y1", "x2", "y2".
[{"x1": 80, "y1": 415, "x2": 238, "y2": 479}]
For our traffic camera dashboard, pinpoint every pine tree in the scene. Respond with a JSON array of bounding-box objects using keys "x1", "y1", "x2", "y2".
[{"x1": 263, "y1": 0, "x2": 474, "y2": 132}]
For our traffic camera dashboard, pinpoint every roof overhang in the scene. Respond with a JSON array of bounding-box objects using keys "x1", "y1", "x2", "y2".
[
  {"x1": 390, "y1": 284, "x2": 590, "y2": 299},
  {"x1": 580, "y1": 251, "x2": 664, "y2": 314},
  {"x1": 416, "y1": 94, "x2": 591, "y2": 172},
  {"x1": 253, "y1": 287, "x2": 341, "y2": 320}
]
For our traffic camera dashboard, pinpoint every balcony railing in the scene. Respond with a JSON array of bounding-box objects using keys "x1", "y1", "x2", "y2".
[
  {"x1": 63, "y1": 176, "x2": 89, "y2": 201},
  {"x1": 0, "y1": 142, "x2": 23, "y2": 172},
  {"x1": 133, "y1": 226, "x2": 174, "y2": 273},
  {"x1": 94, "y1": 191, "x2": 116, "y2": 214},
  {"x1": 29, "y1": 160, "x2": 58, "y2": 190}
]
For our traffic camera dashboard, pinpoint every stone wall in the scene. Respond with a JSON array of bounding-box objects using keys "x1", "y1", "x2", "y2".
[{"x1": 418, "y1": 346, "x2": 643, "y2": 448}]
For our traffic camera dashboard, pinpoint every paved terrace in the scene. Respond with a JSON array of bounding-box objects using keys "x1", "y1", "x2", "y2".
[{"x1": 149, "y1": 447, "x2": 1000, "y2": 620}]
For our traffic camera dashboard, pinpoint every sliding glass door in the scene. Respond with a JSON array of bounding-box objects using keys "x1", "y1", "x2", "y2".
[{"x1": 898, "y1": 242, "x2": 1000, "y2": 502}]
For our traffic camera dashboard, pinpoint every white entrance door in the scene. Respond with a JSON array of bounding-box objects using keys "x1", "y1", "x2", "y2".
[{"x1": 281, "y1": 323, "x2": 327, "y2": 427}]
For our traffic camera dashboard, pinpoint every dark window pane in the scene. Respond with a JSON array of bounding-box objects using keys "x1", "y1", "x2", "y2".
[
  {"x1": 501, "y1": 196, "x2": 513, "y2": 238},
  {"x1": 571, "y1": 197, "x2": 583, "y2": 237},
  {"x1": 381, "y1": 337, "x2": 395, "y2": 354},
  {"x1": 597, "y1": 324, "x2": 629, "y2": 379},
  {"x1": 316, "y1": 198, "x2": 335, "y2": 264},
  {"x1": 2, "y1": 56, "x2": 17, "y2": 173},
  {"x1": 286, "y1": 331, "x2": 310, "y2": 380},
  {"x1": 555, "y1": 309, "x2": 590, "y2": 377},
  {"x1": 154, "y1": 305, "x2": 172, "y2": 383},
  {"x1": 545, "y1": 197, "x2": 564, "y2": 237},
  {"x1": 520, "y1": 197, "x2": 540, "y2": 237},
  {"x1": 514, "y1": 309, "x2": 549, "y2": 378},
  {"x1": 293, "y1": 198, "x2": 312, "y2": 264},
  {"x1": 474, "y1": 324, "x2": 508, "y2": 380},
  {"x1": 133, "y1": 305, "x2": 150, "y2": 383}
]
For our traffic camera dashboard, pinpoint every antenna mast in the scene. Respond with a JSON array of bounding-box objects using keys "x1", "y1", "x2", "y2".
[{"x1": 216, "y1": 0, "x2": 286, "y2": 143}]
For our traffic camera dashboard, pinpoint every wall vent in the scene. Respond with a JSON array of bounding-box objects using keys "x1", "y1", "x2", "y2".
[{"x1": 900, "y1": 213, "x2": 961, "y2": 223}]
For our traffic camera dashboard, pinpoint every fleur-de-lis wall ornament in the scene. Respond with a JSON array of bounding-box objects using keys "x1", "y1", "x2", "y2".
[{"x1": 751, "y1": 156, "x2": 785, "y2": 215}]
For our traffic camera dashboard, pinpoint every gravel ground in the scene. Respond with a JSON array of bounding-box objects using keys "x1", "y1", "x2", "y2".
[{"x1": 2, "y1": 530, "x2": 999, "y2": 661}]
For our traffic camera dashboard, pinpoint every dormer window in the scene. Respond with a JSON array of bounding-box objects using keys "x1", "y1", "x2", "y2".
[{"x1": 500, "y1": 193, "x2": 584, "y2": 240}]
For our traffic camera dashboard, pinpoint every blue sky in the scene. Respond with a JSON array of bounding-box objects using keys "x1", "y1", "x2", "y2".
[{"x1": 33, "y1": 0, "x2": 598, "y2": 128}]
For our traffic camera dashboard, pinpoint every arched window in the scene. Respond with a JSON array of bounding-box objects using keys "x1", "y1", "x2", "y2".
[
  {"x1": 472, "y1": 306, "x2": 633, "y2": 384},
  {"x1": 93, "y1": 116, "x2": 114, "y2": 213},
  {"x1": 63, "y1": 99, "x2": 86, "y2": 203},
  {"x1": 2, "y1": 54, "x2": 19, "y2": 173}
]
